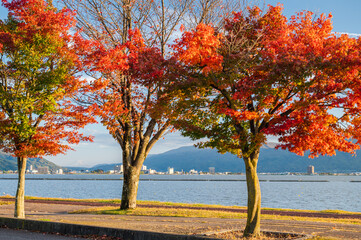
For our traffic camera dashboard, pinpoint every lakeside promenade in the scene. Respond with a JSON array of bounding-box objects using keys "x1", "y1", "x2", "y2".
[
  {"x1": 1, "y1": 198, "x2": 361, "y2": 239},
  {"x1": 0, "y1": 228, "x2": 82, "y2": 240}
]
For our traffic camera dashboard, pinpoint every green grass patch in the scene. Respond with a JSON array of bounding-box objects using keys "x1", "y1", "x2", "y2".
[
  {"x1": 137, "y1": 200, "x2": 246, "y2": 210},
  {"x1": 14, "y1": 196, "x2": 245, "y2": 210},
  {"x1": 319, "y1": 209, "x2": 361, "y2": 215},
  {"x1": 38, "y1": 218, "x2": 51, "y2": 222},
  {"x1": 70, "y1": 206, "x2": 361, "y2": 226},
  {"x1": 2, "y1": 196, "x2": 360, "y2": 226},
  {"x1": 262, "y1": 207, "x2": 360, "y2": 215},
  {"x1": 22, "y1": 196, "x2": 122, "y2": 204},
  {"x1": 71, "y1": 206, "x2": 248, "y2": 219},
  {"x1": 0, "y1": 200, "x2": 13, "y2": 205}
]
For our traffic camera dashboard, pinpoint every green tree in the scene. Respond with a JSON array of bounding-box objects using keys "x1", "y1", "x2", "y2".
[{"x1": 0, "y1": 0, "x2": 95, "y2": 218}]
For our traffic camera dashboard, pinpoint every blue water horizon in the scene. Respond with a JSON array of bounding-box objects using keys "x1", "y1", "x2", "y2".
[{"x1": 0, "y1": 174, "x2": 360, "y2": 212}]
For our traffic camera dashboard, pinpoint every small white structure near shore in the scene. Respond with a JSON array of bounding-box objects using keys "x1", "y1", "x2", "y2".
[
  {"x1": 167, "y1": 167, "x2": 174, "y2": 174},
  {"x1": 114, "y1": 165, "x2": 123, "y2": 174},
  {"x1": 307, "y1": 165, "x2": 315, "y2": 175},
  {"x1": 189, "y1": 169, "x2": 198, "y2": 174}
]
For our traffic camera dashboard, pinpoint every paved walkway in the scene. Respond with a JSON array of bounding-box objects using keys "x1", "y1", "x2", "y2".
[
  {"x1": 1, "y1": 202, "x2": 361, "y2": 239},
  {"x1": 0, "y1": 228, "x2": 84, "y2": 240}
]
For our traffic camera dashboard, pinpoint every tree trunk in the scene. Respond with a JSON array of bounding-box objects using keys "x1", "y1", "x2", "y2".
[
  {"x1": 14, "y1": 156, "x2": 27, "y2": 218},
  {"x1": 243, "y1": 150, "x2": 261, "y2": 237},
  {"x1": 120, "y1": 164, "x2": 142, "y2": 210}
]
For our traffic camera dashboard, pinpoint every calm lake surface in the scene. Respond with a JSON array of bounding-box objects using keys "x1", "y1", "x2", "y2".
[{"x1": 0, "y1": 174, "x2": 360, "y2": 212}]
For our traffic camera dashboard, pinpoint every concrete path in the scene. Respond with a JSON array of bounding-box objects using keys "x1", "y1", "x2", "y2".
[
  {"x1": 1, "y1": 201, "x2": 361, "y2": 239},
  {"x1": 0, "y1": 228, "x2": 85, "y2": 240}
]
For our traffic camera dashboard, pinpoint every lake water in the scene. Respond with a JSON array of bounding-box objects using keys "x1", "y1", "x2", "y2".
[{"x1": 0, "y1": 174, "x2": 360, "y2": 212}]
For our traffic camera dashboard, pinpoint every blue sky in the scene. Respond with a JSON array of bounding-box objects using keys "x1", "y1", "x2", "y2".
[
  {"x1": 265, "y1": 0, "x2": 361, "y2": 35},
  {"x1": 1, "y1": 0, "x2": 361, "y2": 167}
]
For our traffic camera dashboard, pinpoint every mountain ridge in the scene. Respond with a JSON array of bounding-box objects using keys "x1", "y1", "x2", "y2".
[
  {"x1": 3, "y1": 144, "x2": 361, "y2": 173},
  {"x1": 0, "y1": 151, "x2": 62, "y2": 171},
  {"x1": 65, "y1": 144, "x2": 361, "y2": 173}
]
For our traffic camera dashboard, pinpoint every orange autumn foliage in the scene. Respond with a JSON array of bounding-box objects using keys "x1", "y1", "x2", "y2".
[
  {"x1": 82, "y1": 27, "x2": 171, "y2": 144},
  {"x1": 173, "y1": 4, "x2": 361, "y2": 158},
  {"x1": 173, "y1": 23, "x2": 223, "y2": 75},
  {"x1": 0, "y1": 0, "x2": 96, "y2": 158}
]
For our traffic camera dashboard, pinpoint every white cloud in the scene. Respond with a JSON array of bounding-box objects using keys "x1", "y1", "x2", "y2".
[
  {"x1": 46, "y1": 123, "x2": 196, "y2": 167},
  {"x1": 148, "y1": 131, "x2": 196, "y2": 154},
  {"x1": 332, "y1": 32, "x2": 361, "y2": 37}
]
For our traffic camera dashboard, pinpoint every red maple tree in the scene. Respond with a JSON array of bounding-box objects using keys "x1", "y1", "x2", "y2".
[
  {"x1": 171, "y1": 5, "x2": 361, "y2": 237},
  {"x1": 80, "y1": 26, "x2": 174, "y2": 210}
]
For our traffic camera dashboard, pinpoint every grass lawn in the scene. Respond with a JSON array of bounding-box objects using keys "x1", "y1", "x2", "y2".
[
  {"x1": 68, "y1": 205, "x2": 361, "y2": 226},
  {"x1": 2, "y1": 196, "x2": 361, "y2": 225},
  {"x1": 0, "y1": 196, "x2": 354, "y2": 240}
]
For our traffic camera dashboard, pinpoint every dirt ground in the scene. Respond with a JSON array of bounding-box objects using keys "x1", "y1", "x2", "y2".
[{"x1": 1, "y1": 200, "x2": 361, "y2": 239}]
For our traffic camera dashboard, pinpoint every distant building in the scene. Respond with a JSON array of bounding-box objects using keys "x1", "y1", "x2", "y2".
[
  {"x1": 37, "y1": 166, "x2": 49, "y2": 174},
  {"x1": 141, "y1": 165, "x2": 147, "y2": 171},
  {"x1": 307, "y1": 165, "x2": 315, "y2": 175},
  {"x1": 209, "y1": 167, "x2": 215, "y2": 174},
  {"x1": 189, "y1": 169, "x2": 198, "y2": 174},
  {"x1": 114, "y1": 165, "x2": 123, "y2": 173},
  {"x1": 27, "y1": 165, "x2": 38, "y2": 174},
  {"x1": 56, "y1": 169, "x2": 63, "y2": 174},
  {"x1": 167, "y1": 167, "x2": 174, "y2": 175}
]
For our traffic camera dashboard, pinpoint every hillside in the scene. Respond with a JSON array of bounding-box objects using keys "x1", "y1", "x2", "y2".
[
  {"x1": 145, "y1": 146, "x2": 242, "y2": 172},
  {"x1": 83, "y1": 144, "x2": 361, "y2": 173},
  {"x1": 144, "y1": 145, "x2": 361, "y2": 173},
  {"x1": 0, "y1": 152, "x2": 62, "y2": 171}
]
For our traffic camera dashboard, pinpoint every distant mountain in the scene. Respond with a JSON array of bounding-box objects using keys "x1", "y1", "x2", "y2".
[
  {"x1": 63, "y1": 163, "x2": 122, "y2": 172},
  {"x1": 59, "y1": 143, "x2": 361, "y2": 174},
  {"x1": 145, "y1": 146, "x2": 242, "y2": 172},
  {"x1": 89, "y1": 163, "x2": 121, "y2": 171},
  {"x1": 257, "y1": 147, "x2": 361, "y2": 173},
  {"x1": 142, "y1": 145, "x2": 361, "y2": 173},
  {"x1": 62, "y1": 166, "x2": 88, "y2": 171},
  {"x1": 0, "y1": 152, "x2": 62, "y2": 171}
]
